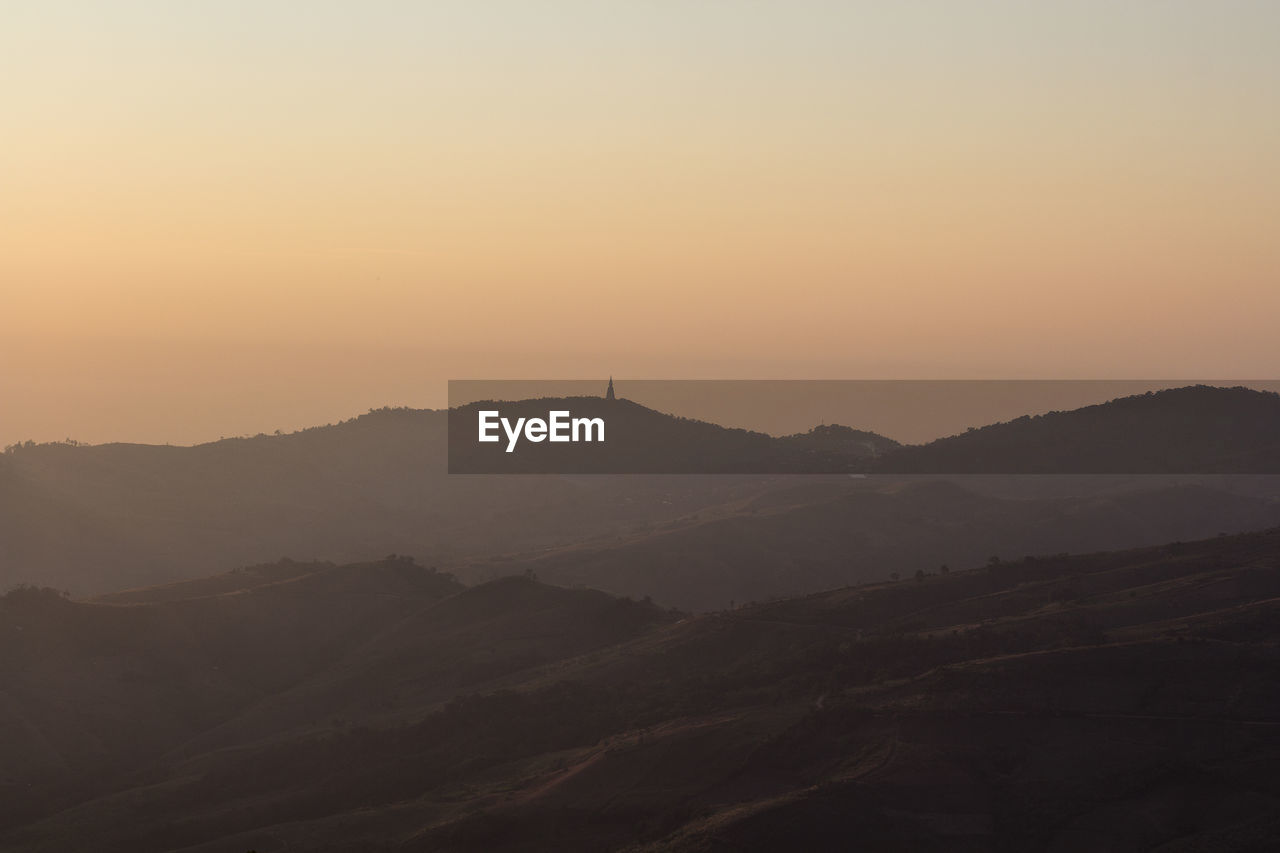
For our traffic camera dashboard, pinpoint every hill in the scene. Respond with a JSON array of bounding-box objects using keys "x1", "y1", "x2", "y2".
[
  {"x1": 0, "y1": 558, "x2": 670, "y2": 839},
  {"x1": 449, "y1": 385, "x2": 1280, "y2": 475},
  {"x1": 4, "y1": 386, "x2": 1280, "y2": 601},
  {"x1": 0, "y1": 408, "x2": 776, "y2": 595},
  {"x1": 875, "y1": 385, "x2": 1280, "y2": 473},
  {"x1": 457, "y1": 478, "x2": 1280, "y2": 611},
  {"x1": 448, "y1": 397, "x2": 898, "y2": 473},
  {"x1": 2, "y1": 529, "x2": 1280, "y2": 851}
]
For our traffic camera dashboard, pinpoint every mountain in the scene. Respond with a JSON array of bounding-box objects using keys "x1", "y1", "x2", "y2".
[
  {"x1": 447, "y1": 397, "x2": 899, "y2": 473},
  {"x1": 0, "y1": 556, "x2": 670, "y2": 839},
  {"x1": 4, "y1": 386, "x2": 1279, "y2": 600},
  {"x1": 449, "y1": 386, "x2": 1280, "y2": 475},
  {"x1": 0, "y1": 408, "x2": 777, "y2": 595},
  {"x1": 3, "y1": 529, "x2": 1279, "y2": 851},
  {"x1": 454, "y1": 478, "x2": 1280, "y2": 611},
  {"x1": 875, "y1": 385, "x2": 1280, "y2": 474}
]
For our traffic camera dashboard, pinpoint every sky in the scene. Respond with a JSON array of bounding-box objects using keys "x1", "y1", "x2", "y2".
[{"x1": 3, "y1": 1, "x2": 1279, "y2": 446}]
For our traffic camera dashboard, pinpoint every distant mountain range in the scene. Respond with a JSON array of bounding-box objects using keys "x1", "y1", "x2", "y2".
[
  {"x1": 4, "y1": 386, "x2": 1280, "y2": 598},
  {"x1": 450, "y1": 385, "x2": 1280, "y2": 474},
  {"x1": 0, "y1": 409, "x2": 768, "y2": 594},
  {"x1": 447, "y1": 396, "x2": 899, "y2": 473},
  {"x1": 874, "y1": 385, "x2": 1280, "y2": 474}
]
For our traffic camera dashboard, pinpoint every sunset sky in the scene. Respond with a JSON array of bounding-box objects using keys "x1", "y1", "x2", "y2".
[{"x1": 4, "y1": 1, "x2": 1279, "y2": 446}]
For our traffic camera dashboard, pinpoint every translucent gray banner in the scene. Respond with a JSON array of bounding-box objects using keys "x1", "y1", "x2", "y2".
[{"x1": 447, "y1": 380, "x2": 1280, "y2": 474}]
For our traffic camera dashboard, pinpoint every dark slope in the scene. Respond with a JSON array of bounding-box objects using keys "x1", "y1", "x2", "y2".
[
  {"x1": 165, "y1": 575, "x2": 673, "y2": 757},
  {"x1": 0, "y1": 557, "x2": 462, "y2": 822},
  {"x1": 0, "y1": 563, "x2": 671, "y2": 842},
  {"x1": 3, "y1": 529, "x2": 1280, "y2": 852},
  {"x1": 875, "y1": 385, "x2": 1280, "y2": 473}
]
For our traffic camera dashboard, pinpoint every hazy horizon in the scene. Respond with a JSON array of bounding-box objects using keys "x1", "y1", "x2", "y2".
[{"x1": 5, "y1": 377, "x2": 1279, "y2": 450}]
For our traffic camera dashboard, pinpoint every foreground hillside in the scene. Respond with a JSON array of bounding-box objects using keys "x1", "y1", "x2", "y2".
[{"x1": 3, "y1": 530, "x2": 1279, "y2": 851}]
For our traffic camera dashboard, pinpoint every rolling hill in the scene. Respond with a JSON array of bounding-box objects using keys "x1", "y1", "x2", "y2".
[
  {"x1": 0, "y1": 556, "x2": 671, "y2": 839},
  {"x1": 448, "y1": 397, "x2": 898, "y2": 473},
  {"x1": 0, "y1": 408, "x2": 776, "y2": 595},
  {"x1": 5, "y1": 386, "x2": 1280, "y2": 601},
  {"x1": 456, "y1": 478, "x2": 1280, "y2": 611},
  {"x1": 2, "y1": 529, "x2": 1278, "y2": 851},
  {"x1": 874, "y1": 385, "x2": 1280, "y2": 474}
]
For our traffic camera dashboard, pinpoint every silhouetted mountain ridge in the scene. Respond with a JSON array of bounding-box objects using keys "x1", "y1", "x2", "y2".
[
  {"x1": 4, "y1": 385, "x2": 1279, "y2": 598},
  {"x1": 449, "y1": 385, "x2": 1280, "y2": 473},
  {"x1": 0, "y1": 407, "x2": 771, "y2": 594},
  {"x1": 448, "y1": 396, "x2": 900, "y2": 473},
  {"x1": 875, "y1": 384, "x2": 1280, "y2": 473}
]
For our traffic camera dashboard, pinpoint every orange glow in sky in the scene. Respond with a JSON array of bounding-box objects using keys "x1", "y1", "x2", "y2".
[{"x1": 3, "y1": 2, "x2": 1279, "y2": 445}]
